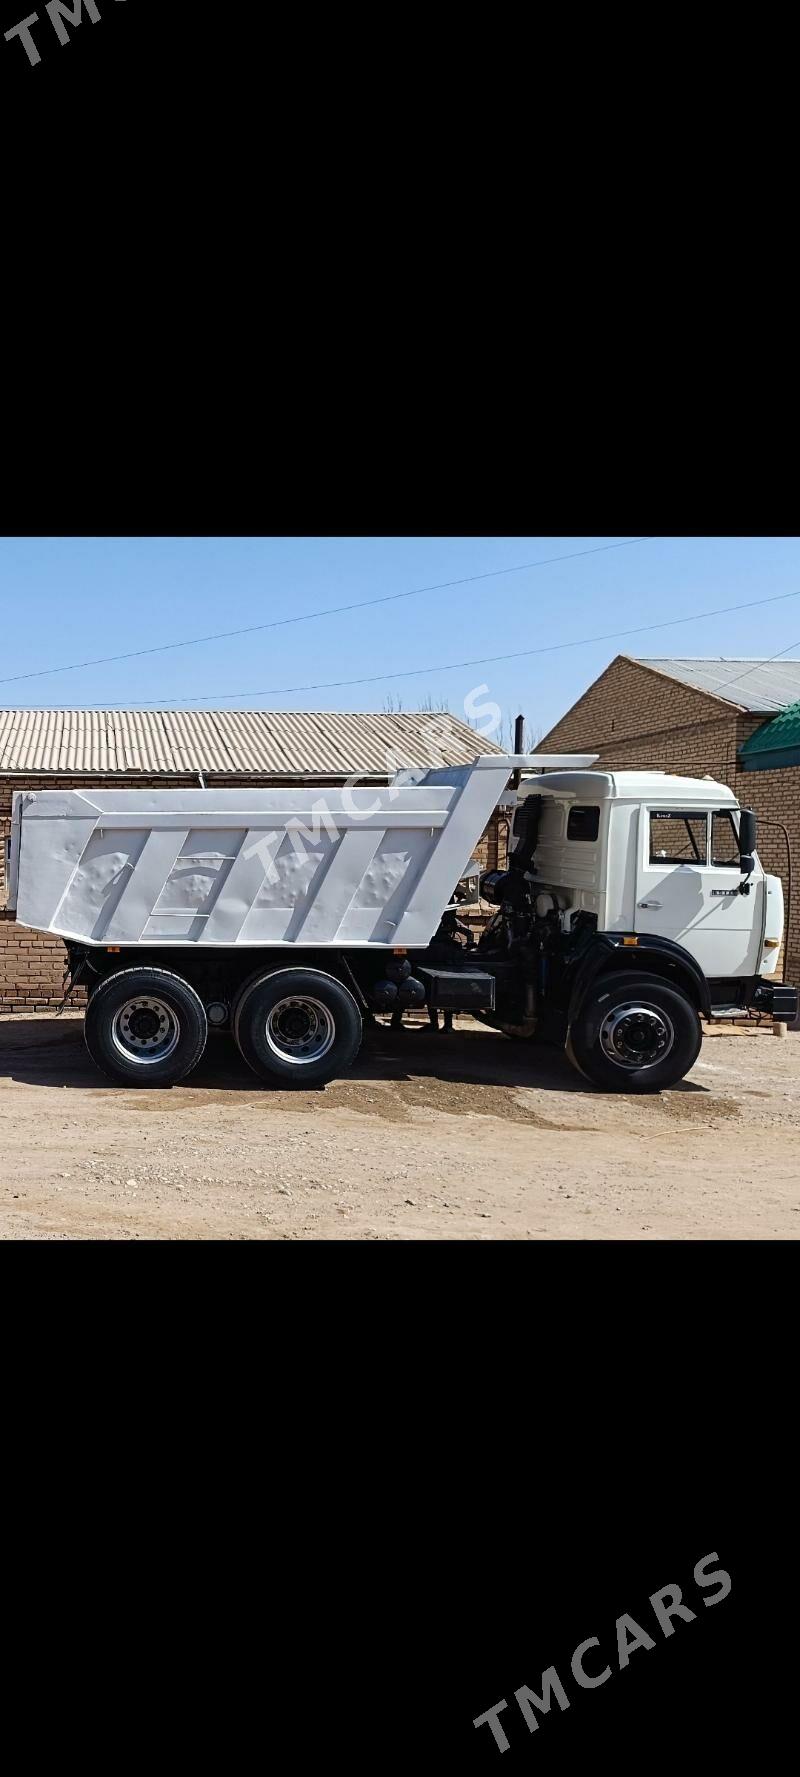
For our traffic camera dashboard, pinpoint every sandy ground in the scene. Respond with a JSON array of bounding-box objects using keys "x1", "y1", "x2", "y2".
[{"x1": 1, "y1": 1012, "x2": 798, "y2": 1239}]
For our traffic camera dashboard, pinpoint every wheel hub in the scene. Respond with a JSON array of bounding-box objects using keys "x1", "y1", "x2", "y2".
[
  {"x1": 111, "y1": 995, "x2": 181, "y2": 1064},
  {"x1": 277, "y1": 1005, "x2": 314, "y2": 1042},
  {"x1": 265, "y1": 995, "x2": 336, "y2": 1065},
  {"x1": 128, "y1": 1006, "x2": 163, "y2": 1042},
  {"x1": 599, "y1": 1003, "x2": 674, "y2": 1069}
]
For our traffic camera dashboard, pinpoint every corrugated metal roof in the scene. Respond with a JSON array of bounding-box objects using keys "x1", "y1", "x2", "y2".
[
  {"x1": 0, "y1": 708, "x2": 501, "y2": 777},
  {"x1": 632, "y1": 657, "x2": 800, "y2": 712}
]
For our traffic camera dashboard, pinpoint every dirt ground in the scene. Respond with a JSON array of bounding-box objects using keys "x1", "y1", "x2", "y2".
[{"x1": 1, "y1": 1012, "x2": 798, "y2": 1239}]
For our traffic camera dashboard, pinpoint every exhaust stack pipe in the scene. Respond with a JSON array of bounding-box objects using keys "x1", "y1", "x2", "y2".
[{"x1": 511, "y1": 714, "x2": 525, "y2": 789}]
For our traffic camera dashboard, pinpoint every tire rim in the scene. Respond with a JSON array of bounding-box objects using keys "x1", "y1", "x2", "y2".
[
  {"x1": 111, "y1": 995, "x2": 181, "y2": 1065},
  {"x1": 265, "y1": 995, "x2": 336, "y2": 1065},
  {"x1": 598, "y1": 1003, "x2": 674, "y2": 1070}
]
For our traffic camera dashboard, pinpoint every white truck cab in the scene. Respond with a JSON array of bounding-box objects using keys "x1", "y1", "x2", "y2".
[{"x1": 514, "y1": 770, "x2": 783, "y2": 985}]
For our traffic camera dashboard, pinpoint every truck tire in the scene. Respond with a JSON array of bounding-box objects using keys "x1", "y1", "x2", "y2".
[
  {"x1": 233, "y1": 966, "x2": 363, "y2": 1088},
  {"x1": 567, "y1": 972, "x2": 702, "y2": 1092},
  {"x1": 84, "y1": 967, "x2": 209, "y2": 1087}
]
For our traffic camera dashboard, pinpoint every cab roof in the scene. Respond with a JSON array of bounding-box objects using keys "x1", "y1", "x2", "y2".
[{"x1": 524, "y1": 770, "x2": 737, "y2": 804}]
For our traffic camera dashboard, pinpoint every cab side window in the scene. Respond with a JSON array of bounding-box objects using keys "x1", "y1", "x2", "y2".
[
  {"x1": 711, "y1": 810, "x2": 740, "y2": 866},
  {"x1": 566, "y1": 805, "x2": 600, "y2": 841},
  {"x1": 649, "y1": 811, "x2": 708, "y2": 864}
]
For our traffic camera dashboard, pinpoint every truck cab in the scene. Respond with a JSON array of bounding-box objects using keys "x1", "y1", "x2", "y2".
[
  {"x1": 471, "y1": 767, "x2": 796, "y2": 1089},
  {"x1": 511, "y1": 770, "x2": 783, "y2": 988}
]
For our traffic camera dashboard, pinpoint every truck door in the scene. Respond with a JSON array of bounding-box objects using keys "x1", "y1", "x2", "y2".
[{"x1": 635, "y1": 806, "x2": 763, "y2": 979}]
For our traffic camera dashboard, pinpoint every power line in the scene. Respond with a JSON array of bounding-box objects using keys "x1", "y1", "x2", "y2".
[
  {"x1": 0, "y1": 536, "x2": 653, "y2": 691},
  {"x1": 113, "y1": 586, "x2": 800, "y2": 706},
  {"x1": 703, "y1": 638, "x2": 800, "y2": 699},
  {"x1": 550, "y1": 644, "x2": 800, "y2": 783},
  {"x1": 4, "y1": 576, "x2": 800, "y2": 781}
]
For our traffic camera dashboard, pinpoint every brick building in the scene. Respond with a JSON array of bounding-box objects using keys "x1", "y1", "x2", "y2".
[
  {"x1": 539, "y1": 655, "x2": 800, "y2": 986},
  {"x1": 0, "y1": 707, "x2": 503, "y2": 1010}
]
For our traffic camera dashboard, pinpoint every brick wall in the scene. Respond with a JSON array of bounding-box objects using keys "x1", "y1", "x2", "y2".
[
  {"x1": 539, "y1": 655, "x2": 800, "y2": 984},
  {"x1": 732, "y1": 758, "x2": 800, "y2": 984},
  {"x1": 477, "y1": 811, "x2": 507, "y2": 873},
  {"x1": 539, "y1": 655, "x2": 743, "y2": 777},
  {"x1": 0, "y1": 774, "x2": 504, "y2": 1008},
  {"x1": 0, "y1": 909, "x2": 72, "y2": 1010}
]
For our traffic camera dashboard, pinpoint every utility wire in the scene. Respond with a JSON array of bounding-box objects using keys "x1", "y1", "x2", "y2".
[
  {"x1": 115, "y1": 586, "x2": 800, "y2": 705},
  {"x1": 556, "y1": 629, "x2": 800, "y2": 784},
  {"x1": 4, "y1": 578, "x2": 800, "y2": 781},
  {"x1": 0, "y1": 537, "x2": 653, "y2": 691},
  {"x1": 703, "y1": 638, "x2": 800, "y2": 699}
]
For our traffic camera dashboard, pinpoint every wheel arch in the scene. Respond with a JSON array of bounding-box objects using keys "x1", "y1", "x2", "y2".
[{"x1": 567, "y1": 935, "x2": 711, "y2": 1025}]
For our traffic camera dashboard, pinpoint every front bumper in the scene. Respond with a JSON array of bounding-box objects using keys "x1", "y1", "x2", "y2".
[{"x1": 752, "y1": 981, "x2": 799, "y2": 1023}]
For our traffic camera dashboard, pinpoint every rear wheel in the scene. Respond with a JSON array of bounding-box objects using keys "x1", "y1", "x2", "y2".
[
  {"x1": 84, "y1": 967, "x2": 208, "y2": 1087},
  {"x1": 567, "y1": 973, "x2": 701, "y2": 1092},
  {"x1": 233, "y1": 967, "x2": 363, "y2": 1087}
]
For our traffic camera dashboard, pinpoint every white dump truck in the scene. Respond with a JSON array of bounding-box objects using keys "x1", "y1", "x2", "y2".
[{"x1": 6, "y1": 754, "x2": 796, "y2": 1090}]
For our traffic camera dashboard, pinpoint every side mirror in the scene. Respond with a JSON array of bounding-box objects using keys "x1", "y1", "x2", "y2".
[{"x1": 738, "y1": 808, "x2": 757, "y2": 865}]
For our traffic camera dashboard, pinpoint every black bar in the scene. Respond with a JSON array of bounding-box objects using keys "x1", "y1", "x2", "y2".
[
  {"x1": 511, "y1": 713, "x2": 525, "y2": 789},
  {"x1": 753, "y1": 982, "x2": 798, "y2": 1021}
]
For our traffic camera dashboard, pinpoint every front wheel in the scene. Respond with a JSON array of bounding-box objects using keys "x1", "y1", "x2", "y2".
[
  {"x1": 232, "y1": 967, "x2": 363, "y2": 1088},
  {"x1": 567, "y1": 973, "x2": 702, "y2": 1092}
]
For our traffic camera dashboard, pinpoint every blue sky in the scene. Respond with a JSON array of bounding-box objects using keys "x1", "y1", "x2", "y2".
[{"x1": 1, "y1": 536, "x2": 800, "y2": 742}]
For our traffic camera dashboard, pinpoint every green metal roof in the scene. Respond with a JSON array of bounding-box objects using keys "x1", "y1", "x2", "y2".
[{"x1": 739, "y1": 699, "x2": 800, "y2": 770}]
